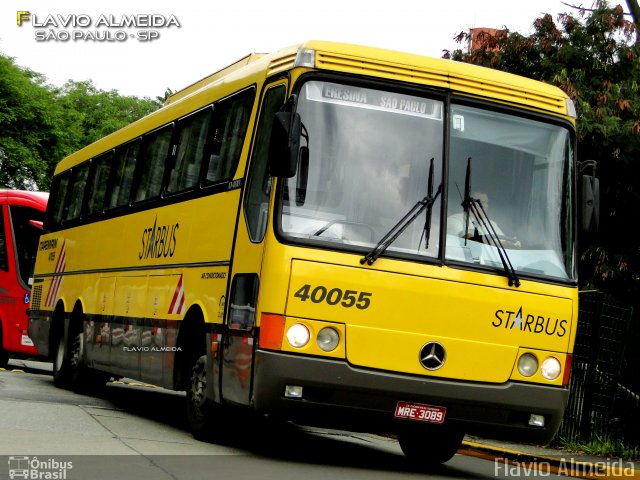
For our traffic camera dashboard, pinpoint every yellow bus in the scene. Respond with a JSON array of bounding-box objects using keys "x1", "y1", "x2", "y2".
[{"x1": 29, "y1": 40, "x2": 587, "y2": 464}]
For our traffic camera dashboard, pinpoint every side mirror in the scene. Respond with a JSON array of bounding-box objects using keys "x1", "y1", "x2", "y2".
[
  {"x1": 581, "y1": 175, "x2": 599, "y2": 232},
  {"x1": 29, "y1": 220, "x2": 44, "y2": 230},
  {"x1": 268, "y1": 112, "x2": 302, "y2": 178}
]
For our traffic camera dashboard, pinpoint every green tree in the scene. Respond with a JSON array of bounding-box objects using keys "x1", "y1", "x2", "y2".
[
  {"x1": 0, "y1": 54, "x2": 63, "y2": 189},
  {"x1": 446, "y1": 1, "x2": 640, "y2": 297},
  {"x1": 0, "y1": 53, "x2": 161, "y2": 191},
  {"x1": 56, "y1": 80, "x2": 160, "y2": 153}
]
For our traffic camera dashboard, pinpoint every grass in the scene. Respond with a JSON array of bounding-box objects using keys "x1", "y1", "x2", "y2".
[{"x1": 555, "y1": 435, "x2": 640, "y2": 460}]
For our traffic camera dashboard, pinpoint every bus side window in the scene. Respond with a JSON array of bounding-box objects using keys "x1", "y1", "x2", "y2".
[
  {"x1": 0, "y1": 208, "x2": 7, "y2": 271},
  {"x1": 167, "y1": 107, "x2": 212, "y2": 194},
  {"x1": 9, "y1": 206, "x2": 45, "y2": 286},
  {"x1": 47, "y1": 174, "x2": 70, "y2": 230},
  {"x1": 107, "y1": 140, "x2": 140, "y2": 209},
  {"x1": 244, "y1": 84, "x2": 286, "y2": 242},
  {"x1": 64, "y1": 163, "x2": 90, "y2": 222},
  {"x1": 204, "y1": 89, "x2": 254, "y2": 184},
  {"x1": 228, "y1": 274, "x2": 259, "y2": 330},
  {"x1": 134, "y1": 126, "x2": 173, "y2": 203},
  {"x1": 85, "y1": 151, "x2": 113, "y2": 216}
]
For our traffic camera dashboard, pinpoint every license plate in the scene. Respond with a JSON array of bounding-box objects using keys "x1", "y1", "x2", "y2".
[{"x1": 394, "y1": 401, "x2": 446, "y2": 423}]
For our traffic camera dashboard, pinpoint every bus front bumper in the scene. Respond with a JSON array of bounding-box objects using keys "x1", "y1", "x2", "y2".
[{"x1": 252, "y1": 350, "x2": 568, "y2": 444}]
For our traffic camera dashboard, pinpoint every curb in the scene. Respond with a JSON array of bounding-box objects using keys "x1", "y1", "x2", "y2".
[{"x1": 459, "y1": 441, "x2": 639, "y2": 479}]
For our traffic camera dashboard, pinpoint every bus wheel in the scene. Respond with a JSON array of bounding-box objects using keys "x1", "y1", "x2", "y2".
[
  {"x1": 69, "y1": 330, "x2": 107, "y2": 393},
  {"x1": 186, "y1": 354, "x2": 215, "y2": 440},
  {"x1": 52, "y1": 328, "x2": 74, "y2": 388},
  {"x1": 397, "y1": 427, "x2": 464, "y2": 465},
  {"x1": 0, "y1": 328, "x2": 9, "y2": 369},
  {"x1": 0, "y1": 349, "x2": 9, "y2": 369}
]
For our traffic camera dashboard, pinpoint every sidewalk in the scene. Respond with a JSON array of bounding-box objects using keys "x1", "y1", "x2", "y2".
[{"x1": 460, "y1": 436, "x2": 640, "y2": 479}]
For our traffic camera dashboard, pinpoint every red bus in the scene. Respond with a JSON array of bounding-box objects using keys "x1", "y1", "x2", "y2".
[{"x1": 0, "y1": 189, "x2": 48, "y2": 368}]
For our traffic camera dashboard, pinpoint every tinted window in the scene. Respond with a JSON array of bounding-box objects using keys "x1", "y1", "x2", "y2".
[
  {"x1": 167, "y1": 109, "x2": 212, "y2": 194},
  {"x1": 50, "y1": 174, "x2": 70, "y2": 227},
  {"x1": 85, "y1": 151, "x2": 113, "y2": 216},
  {"x1": 0, "y1": 208, "x2": 7, "y2": 271},
  {"x1": 134, "y1": 126, "x2": 173, "y2": 203},
  {"x1": 205, "y1": 89, "x2": 254, "y2": 184},
  {"x1": 107, "y1": 140, "x2": 140, "y2": 209},
  {"x1": 65, "y1": 163, "x2": 90, "y2": 221},
  {"x1": 245, "y1": 85, "x2": 286, "y2": 241},
  {"x1": 10, "y1": 206, "x2": 45, "y2": 286}
]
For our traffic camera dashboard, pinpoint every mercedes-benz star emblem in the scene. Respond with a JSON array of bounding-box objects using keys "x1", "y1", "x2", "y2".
[{"x1": 419, "y1": 342, "x2": 446, "y2": 370}]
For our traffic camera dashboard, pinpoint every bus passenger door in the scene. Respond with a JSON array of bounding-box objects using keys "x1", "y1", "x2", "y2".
[{"x1": 220, "y1": 81, "x2": 287, "y2": 406}]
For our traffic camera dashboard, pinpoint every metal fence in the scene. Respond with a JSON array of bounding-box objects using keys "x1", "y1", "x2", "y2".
[{"x1": 557, "y1": 291, "x2": 640, "y2": 447}]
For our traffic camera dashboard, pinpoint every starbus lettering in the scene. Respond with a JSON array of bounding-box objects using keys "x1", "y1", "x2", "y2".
[
  {"x1": 138, "y1": 216, "x2": 179, "y2": 260},
  {"x1": 492, "y1": 306, "x2": 568, "y2": 337}
]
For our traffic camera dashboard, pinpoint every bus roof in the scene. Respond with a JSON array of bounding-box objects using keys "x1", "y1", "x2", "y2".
[
  {"x1": 53, "y1": 40, "x2": 573, "y2": 175},
  {"x1": 0, "y1": 189, "x2": 48, "y2": 211}
]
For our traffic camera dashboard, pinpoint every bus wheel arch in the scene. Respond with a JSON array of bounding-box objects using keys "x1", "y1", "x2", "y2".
[
  {"x1": 174, "y1": 306, "x2": 206, "y2": 390},
  {"x1": 175, "y1": 306, "x2": 217, "y2": 439}
]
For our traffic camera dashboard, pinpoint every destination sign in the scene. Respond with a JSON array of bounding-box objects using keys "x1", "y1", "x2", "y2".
[{"x1": 304, "y1": 81, "x2": 442, "y2": 120}]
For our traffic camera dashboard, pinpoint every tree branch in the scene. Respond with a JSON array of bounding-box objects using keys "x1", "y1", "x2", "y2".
[{"x1": 560, "y1": 1, "x2": 633, "y2": 15}]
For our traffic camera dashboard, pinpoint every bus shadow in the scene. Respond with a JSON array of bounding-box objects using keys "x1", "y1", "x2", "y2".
[{"x1": 95, "y1": 382, "x2": 486, "y2": 478}]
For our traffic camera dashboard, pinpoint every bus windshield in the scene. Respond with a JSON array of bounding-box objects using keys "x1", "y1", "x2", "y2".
[
  {"x1": 281, "y1": 80, "x2": 444, "y2": 259},
  {"x1": 446, "y1": 104, "x2": 575, "y2": 282},
  {"x1": 280, "y1": 79, "x2": 575, "y2": 282}
]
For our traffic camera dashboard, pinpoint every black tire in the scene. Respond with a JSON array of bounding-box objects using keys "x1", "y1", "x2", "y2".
[
  {"x1": 186, "y1": 353, "x2": 217, "y2": 440},
  {"x1": 0, "y1": 327, "x2": 9, "y2": 369},
  {"x1": 0, "y1": 348, "x2": 9, "y2": 369},
  {"x1": 398, "y1": 427, "x2": 464, "y2": 465},
  {"x1": 52, "y1": 309, "x2": 106, "y2": 392},
  {"x1": 70, "y1": 331, "x2": 108, "y2": 394},
  {"x1": 52, "y1": 327, "x2": 74, "y2": 388}
]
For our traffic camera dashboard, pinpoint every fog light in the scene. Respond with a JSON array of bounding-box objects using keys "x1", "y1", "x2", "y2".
[
  {"x1": 541, "y1": 357, "x2": 562, "y2": 380},
  {"x1": 517, "y1": 353, "x2": 538, "y2": 377},
  {"x1": 317, "y1": 327, "x2": 340, "y2": 352},
  {"x1": 286, "y1": 323, "x2": 310, "y2": 348},
  {"x1": 284, "y1": 385, "x2": 304, "y2": 398},
  {"x1": 529, "y1": 414, "x2": 545, "y2": 427}
]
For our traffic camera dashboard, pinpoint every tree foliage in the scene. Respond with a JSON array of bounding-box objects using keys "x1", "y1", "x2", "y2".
[
  {"x1": 0, "y1": 55, "x2": 62, "y2": 189},
  {"x1": 0, "y1": 53, "x2": 160, "y2": 191},
  {"x1": 446, "y1": 1, "x2": 640, "y2": 296}
]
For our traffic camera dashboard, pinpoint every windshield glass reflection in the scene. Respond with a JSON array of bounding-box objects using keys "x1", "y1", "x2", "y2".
[
  {"x1": 281, "y1": 81, "x2": 444, "y2": 260},
  {"x1": 446, "y1": 104, "x2": 575, "y2": 281}
]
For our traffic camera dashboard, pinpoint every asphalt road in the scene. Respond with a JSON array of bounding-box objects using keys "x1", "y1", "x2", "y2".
[{"x1": 0, "y1": 359, "x2": 581, "y2": 480}]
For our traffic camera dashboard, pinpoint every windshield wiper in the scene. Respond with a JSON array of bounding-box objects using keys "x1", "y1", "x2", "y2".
[
  {"x1": 361, "y1": 158, "x2": 441, "y2": 266},
  {"x1": 461, "y1": 158, "x2": 520, "y2": 288}
]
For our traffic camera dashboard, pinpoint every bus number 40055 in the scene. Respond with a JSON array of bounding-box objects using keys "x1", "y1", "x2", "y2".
[{"x1": 293, "y1": 284, "x2": 372, "y2": 309}]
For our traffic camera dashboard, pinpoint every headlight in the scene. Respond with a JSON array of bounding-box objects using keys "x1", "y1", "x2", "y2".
[
  {"x1": 316, "y1": 327, "x2": 340, "y2": 352},
  {"x1": 286, "y1": 323, "x2": 310, "y2": 348},
  {"x1": 517, "y1": 353, "x2": 538, "y2": 377},
  {"x1": 541, "y1": 357, "x2": 562, "y2": 380}
]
